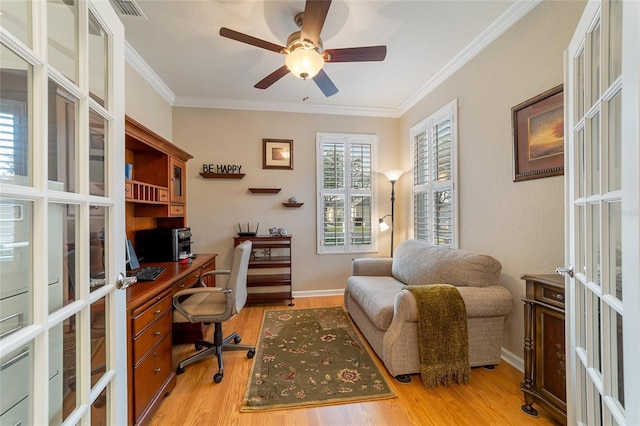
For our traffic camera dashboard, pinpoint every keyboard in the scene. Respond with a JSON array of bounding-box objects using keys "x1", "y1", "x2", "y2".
[{"x1": 135, "y1": 266, "x2": 166, "y2": 282}]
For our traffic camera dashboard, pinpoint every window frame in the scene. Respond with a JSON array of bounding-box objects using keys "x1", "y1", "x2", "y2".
[
  {"x1": 316, "y1": 132, "x2": 378, "y2": 254},
  {"x1": 410, "y1": 99, "x2": 459, "y2": 248}
]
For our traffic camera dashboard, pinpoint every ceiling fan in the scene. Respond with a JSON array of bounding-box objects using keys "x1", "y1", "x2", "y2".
[{"x1": 219, "y1": 0, "x2": 387, "y2": 97}]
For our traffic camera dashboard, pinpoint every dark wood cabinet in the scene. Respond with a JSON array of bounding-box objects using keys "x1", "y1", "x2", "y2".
[
  {"x1": 233, "y1": 235, "x2": 293, "y2": 305},
  {"x1": 521, "y1": 273, "x2": 566, "y2": 425}
]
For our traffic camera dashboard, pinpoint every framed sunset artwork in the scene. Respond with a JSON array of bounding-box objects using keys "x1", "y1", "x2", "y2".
[{"x1": 512, "y1": 85, "x2": 564, "y2": 182}]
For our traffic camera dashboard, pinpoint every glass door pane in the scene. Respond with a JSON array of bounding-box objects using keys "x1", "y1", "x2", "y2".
[
  {"x1": 47, "y1": 0, "x2": 78, "y2": 83},
  {"x1": 0, "y1": 1, "x2": 31, "y2": 47},
  {"x1": 48, "y1": 80, "x2": 78, "y2": 193},
  {"x1": 608, "y1": 0, "x2": 622, "y2": 84},
  {"x1": 89, "y1": 111, "x2": 107, "y2": 196},
  {"x1": 88, "y1": 11, "x2": 107, "y2": 107},
  {"x1": 0, "y1": 45, "x2": 31, "y2": 187}
]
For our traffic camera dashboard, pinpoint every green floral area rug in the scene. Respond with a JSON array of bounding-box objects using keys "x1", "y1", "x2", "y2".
[{"x1": 241, "y1": 307, "x2": 396, "y2": 412}]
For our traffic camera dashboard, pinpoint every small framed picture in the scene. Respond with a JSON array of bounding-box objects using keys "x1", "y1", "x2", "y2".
[
  {"x1": 263, "y1": 139, "x2": 293, "y2": 170},
  {"x1": 512, "y1": 84, "x2": 564, "y2": 182}
]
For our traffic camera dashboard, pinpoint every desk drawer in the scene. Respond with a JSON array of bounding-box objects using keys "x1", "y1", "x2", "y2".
[
  {"x1": 171, "y1": 270, "x2": 200, "y2": 296},
  {"x1": 535, "y1": 283, "x2": 565, "y2": 309},
  {"x1": 131, "y1": 289, "x2": 172, "y2": 337},
  {"x1": 133, "y1": 333, "x2": 172, "y2": 420},
  {"x1": 132, "y1": 309, "x2": 172, "y2": 363},
  {"x1": 169, "y1": 204, "x2": 184, "y2": 216}
]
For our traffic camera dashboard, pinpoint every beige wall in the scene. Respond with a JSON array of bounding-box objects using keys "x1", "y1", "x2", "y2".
[
  {"x1": 172, "y1": 108, "x2": 399, "y2": 293},
  {"x1": 125, "y1": 61, "x2": 173, "y2": 140},
  {"x1": 398, "y1": 0, "x2": 585, "y2": 360},
  {"x1": 128, "y1": 0, "x2": 585, "y2": 364}
]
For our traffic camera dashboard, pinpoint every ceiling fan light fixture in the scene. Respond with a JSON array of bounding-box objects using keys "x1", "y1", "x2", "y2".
[{"x1": 285, "y1": 47, "x2": 324, "y2": 79}]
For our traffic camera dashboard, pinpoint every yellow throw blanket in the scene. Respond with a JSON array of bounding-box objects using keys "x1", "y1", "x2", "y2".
[{"x1": 403, "y1": 284, "x2": 470, "y2": 387}]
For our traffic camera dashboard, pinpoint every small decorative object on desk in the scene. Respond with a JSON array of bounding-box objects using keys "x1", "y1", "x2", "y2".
[{"x1": 238, "y1": 222, "x2": 259, "y2": 236}]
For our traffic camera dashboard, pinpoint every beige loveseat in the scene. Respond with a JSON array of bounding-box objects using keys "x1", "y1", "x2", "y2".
[{"x1": 344, "y1": 240, "x2": 513, "y2": 382}]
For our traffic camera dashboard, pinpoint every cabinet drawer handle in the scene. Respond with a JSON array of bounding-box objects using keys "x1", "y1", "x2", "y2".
[
  {"x1": 154, "y1": 331, "x2": 161, "y2": 336},
  {"x1": 556, "y1": 294, "x2": 564, "y2": 301},
  {"x1": 1, "y1": 348, "x2": 29, "y2": 371},
  {"x1": 154, "y1": 309, "x2": 161, "y2": 315},
  {"x1": 154, "y1": 368, "x2": 161, "y2": 373}
]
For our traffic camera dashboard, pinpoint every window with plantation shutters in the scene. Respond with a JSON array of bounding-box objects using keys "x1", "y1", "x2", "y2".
[
  {"x1": 412, "y1": 100, "x2": 458, "y2": 248},
  {"x1": 317, "y1": 133, "x2": 377, "y2": 254}
]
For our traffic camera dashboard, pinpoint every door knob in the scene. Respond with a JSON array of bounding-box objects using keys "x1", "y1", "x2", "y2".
[
  {"x1": 116, "y1": 272, "x2": 137, "y2": 290},
  {"x1": 555, "y1": 265, "x2": 574, "y2": 278}
]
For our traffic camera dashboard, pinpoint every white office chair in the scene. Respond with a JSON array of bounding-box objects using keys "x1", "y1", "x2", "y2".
[{"x1": 172, "y1": 241, "x2": 254, "y2": 383}]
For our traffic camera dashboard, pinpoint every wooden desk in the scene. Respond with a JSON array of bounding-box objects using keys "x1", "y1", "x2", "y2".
[{"x1": 126, "y1": 253, "x2": 217, "y2": 426}]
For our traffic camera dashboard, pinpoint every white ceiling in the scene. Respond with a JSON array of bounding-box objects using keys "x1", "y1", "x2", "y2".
[{"x1": 120, "y1": 0, "x2": 540, "y2": 117}]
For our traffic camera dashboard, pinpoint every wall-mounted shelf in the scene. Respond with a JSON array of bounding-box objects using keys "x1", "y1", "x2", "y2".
[
  {"x1": 282, "y1": 202, "x2": 304, "y2": 208},
  {"x1": 199, "y1": 172, "x2": 245, "y2": 179},
  {"x1": 249, "y1": 188, "x2": 281, "y2": 194}
]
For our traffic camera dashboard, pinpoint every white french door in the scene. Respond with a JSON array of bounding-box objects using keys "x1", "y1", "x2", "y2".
[
  {"x1": 0, "y1": 1, "x2": 126, "y2": 425},
  {"x1": 565, "y1": 0, "x2": 640, "y2": 425}
]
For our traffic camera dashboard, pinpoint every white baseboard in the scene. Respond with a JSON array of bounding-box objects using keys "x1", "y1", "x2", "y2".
[
  {"x1": 292, "y1": 289, "x2": 345, "y2": 298},
  {"x1": 501, "y1": 347, "x2": 524, "y2": 372}
]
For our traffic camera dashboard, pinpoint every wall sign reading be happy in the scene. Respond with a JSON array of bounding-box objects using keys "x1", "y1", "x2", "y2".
[{"x1": 202, "y1": 164, "x2": 242, "y2": 174}]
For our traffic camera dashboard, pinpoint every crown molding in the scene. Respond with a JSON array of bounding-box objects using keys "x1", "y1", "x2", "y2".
[
  {"x1": 172, "y1": 95, "x2": 399, "y2": 118},
  {"x1": 395, "y1": 0, "x2": 541, "y2": 116},
  {"x1": 125, "y1": 41, "x2": 175, "y2": 105},
  {"x1": 126, "y1": 0, "x2": 541, "y2": 119}
]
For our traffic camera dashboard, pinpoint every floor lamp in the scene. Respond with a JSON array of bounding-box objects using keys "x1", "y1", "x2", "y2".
[{"x1": 382, "y1": 169, "x2": 404, "y2": 257}]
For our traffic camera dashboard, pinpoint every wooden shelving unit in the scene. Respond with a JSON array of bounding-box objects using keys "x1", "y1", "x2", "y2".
[
  {"x1": 233, "y1": 235, "x2": 294, "y2": 306},
  {"x1": 248, "y1": 187, "x2": 281, "y2": 193},
  {"x1": 199, "y1": 172, "x2": 245, "y2": 179},
  {"x1": 125, "y1": 116, "x2": 191, "y2": 233}
]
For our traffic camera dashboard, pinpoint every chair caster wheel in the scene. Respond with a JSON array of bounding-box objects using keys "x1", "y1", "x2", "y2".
[
  {"x1": 214, "y1": 373, "x2": 223, "y2": 383},
  {"x1": 176, "y1": 366, "x2": 185, "y2": 375},
  {"x1": 247, "y1": 349, "x2": 255, "y2": 359},
  {"x1": 234, "y1": 336, "x2": 242, "y2": 344}
]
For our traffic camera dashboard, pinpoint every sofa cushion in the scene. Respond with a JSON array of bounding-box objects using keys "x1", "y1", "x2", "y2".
[
  {"x1": 392, "y1": 240, "x2": 502, "y2": 288},
  {"x1": 346, "y1": 276, "x2": 404, "y2": 330}
]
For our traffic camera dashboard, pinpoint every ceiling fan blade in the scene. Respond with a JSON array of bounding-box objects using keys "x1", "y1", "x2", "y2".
[
  {"x1": 323, "y1": 46, "x2": 387, "y2": 62},
  {"x1": 300, "y1": 0, "x2": 332, "y2": 46},
  {"x1": 312, "y1": 69, "x2": 338, "y2": 97},
  {"x1": 219, "y1": 27, "x2": 285, "y2": 53},
  {"x1": 254, "y1": 65, "x2": 290, "y2": 89}
]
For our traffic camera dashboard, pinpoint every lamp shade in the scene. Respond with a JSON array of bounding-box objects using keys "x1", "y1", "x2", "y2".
[
  {"x1": 379, "y1": 218, "x2": 390, "y2": 232},
  {"x1": 383, "y1": 169, "x2": 404, "y2": 182},
  {"x1": 285, "y1": 48, "x2": 324, "y2": 79}
]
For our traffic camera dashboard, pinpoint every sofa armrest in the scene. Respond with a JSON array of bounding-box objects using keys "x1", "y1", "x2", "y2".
[
  {"x1": 351, "y1": 258, "x2": 393, "y2": 276},
  {"x1": 390, "y1": 285, "x2": 513, "y2": 323}
]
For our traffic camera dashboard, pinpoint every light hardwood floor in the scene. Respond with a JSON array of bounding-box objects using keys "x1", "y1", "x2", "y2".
[{"x1": 149, "y1": 296, "x2": 559, "y2": 426}]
